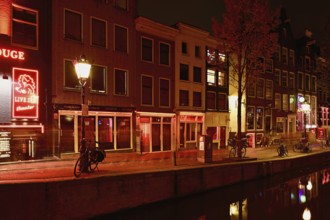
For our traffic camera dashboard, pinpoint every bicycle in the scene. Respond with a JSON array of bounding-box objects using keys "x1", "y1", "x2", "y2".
[
  {"x1": 228, "y1": 137, "x2": 248, "y2": 158},
  {"x1": 277, "y1": 142, "x2": 288, "y2": 157},
  {"x1": 74, "y1": 140, "x2": 106, "y2": 177},
  {"x1": 293, "y1": 138, "x2": 311, "y2": 153}
]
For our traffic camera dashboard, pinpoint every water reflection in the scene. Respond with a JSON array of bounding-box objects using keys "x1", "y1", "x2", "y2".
[{"x1": 95, "y1": 166, "x2": 330, "y2": 220}]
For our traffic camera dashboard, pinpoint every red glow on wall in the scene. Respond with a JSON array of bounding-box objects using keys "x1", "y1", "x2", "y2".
[
  {"x1": 0, "y1": 0, "x2": 11, "y2": 36},
  {"x1": 0, "y1": 48, "x2": 25, "y2": 60},
  {"x1": 12, "y1": 68, "x2": 39, "y2": 119}
]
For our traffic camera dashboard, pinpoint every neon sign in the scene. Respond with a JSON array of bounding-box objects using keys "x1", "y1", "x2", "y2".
[
  {"x1": 12, "y1": 67, "x2": 39, "y2": 119},
  {"x1": 0, "y1": 48, "x2": 25, "y2": 60}
]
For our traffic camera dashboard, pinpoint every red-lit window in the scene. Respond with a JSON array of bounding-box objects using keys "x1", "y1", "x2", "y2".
[{"x1": 12, "y1": 4, "x2": 38, "y2": 48}]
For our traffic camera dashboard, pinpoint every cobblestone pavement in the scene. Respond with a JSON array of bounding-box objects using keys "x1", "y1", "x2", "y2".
[{"x1": 0, "y1": 142, "x2": 329, "y2": 184}]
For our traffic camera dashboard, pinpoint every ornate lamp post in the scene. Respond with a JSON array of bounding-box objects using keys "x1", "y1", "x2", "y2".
[
  {"x1": 74, "y1": 55, "x2": 91, "y2": 172},
  {"x1": 301, "y1": 101, "x2": 311, "y2": 139}
]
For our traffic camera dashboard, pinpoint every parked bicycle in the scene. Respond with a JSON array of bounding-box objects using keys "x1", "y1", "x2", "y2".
[
  {"x1": 228, "y1": 136, "x2": 249, "y2": 158},
  {"x1": 293, "y1": 138, "x2": 311, "y2": 153},
  {"x1": 277, "y1": 142, "x2": 288, "y2": 157},
  {"x1": 74, "y1": 140, "x2": 106, "y2": 177}
]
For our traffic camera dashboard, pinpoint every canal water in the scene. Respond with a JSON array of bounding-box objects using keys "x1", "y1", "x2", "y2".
[{"x1": 93, "y1": 165, "x2": 330, "y2": 220}]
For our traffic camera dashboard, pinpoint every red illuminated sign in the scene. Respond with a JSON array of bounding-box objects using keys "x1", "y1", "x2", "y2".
[
  {"x1": 0, "y1": 48, "x2": 25, "y2": 60},
  {"x1": 12, "y1": 68, "x2": 38, "y2": 119}
]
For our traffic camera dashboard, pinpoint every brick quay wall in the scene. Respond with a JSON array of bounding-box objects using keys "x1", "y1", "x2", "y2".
[{"x1": 2, "y1": 151, "x2": 330, "y2": 219}]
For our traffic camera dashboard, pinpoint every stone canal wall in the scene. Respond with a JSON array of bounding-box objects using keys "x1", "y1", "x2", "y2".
[{"x1": 2, "y1": 151, "x2": 330, "y2": 219}]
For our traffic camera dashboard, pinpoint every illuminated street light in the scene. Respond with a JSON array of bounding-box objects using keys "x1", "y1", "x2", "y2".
[
  {"x1": 302, "y1": 207, "x2": 311, "y2": 220},
  {"x1": 74, "y1": 55, "x2": 91, "y2": 172}
]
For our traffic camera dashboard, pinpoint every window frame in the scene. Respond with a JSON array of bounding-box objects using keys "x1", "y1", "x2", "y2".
[
  {"x1": 141, "y1": 75, "x2": 153, "y2": 106},
  {"x1": 90, "y1": 16, "x2": 107, "y2": 48},
  {"x1": 64, "y1": 8, "x2": 83, "y2": 42},
  {"x1": 114, "y1": 68, "x2": 128, "y2": 96},
  {"x1": 141, "y1": 36, "x2": 153, "y2": 63},
  {"x1": 114, "y1": 24, "x2": 129, "y2": 53},
  {"x1": 90, "y1": 64, "x2": 107, "y2": 94},
  {"x1": 159, "y1": 42, "x2": 170, "y2": 66}
]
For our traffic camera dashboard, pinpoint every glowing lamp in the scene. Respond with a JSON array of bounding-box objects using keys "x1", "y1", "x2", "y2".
[
  {"x1": 74, "y1": 55, "x2": 91, "y2": 85},
  {"x1": 302, "y1": 207, "x2": 311, "y2": 220},
  {"x1": 301, "y1": 102, "x2": 310, "y2": 113}
]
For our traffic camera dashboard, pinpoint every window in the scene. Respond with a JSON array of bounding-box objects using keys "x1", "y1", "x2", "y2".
[
  {"x1": 207, "y1": 92, "x2": 216, "y2": 110},
  {"x1": 91, "y1": 17, "x2": 107, "y2": 48},
  {"x1": 311, "y1": 76, "x2": 316, "y2": 93},
  {"x1": 273, "y1": 45, "x2": 280, "y2": 62},
  {"x1": 282, "y1": 94, "x2": 288, "y2": 111},
  {"x1": 256, "y1": 108, "x2": 263, "y2": 129},
  {"x1": 116, "y1": 117, "x2": 131, "y2": 149},
  {"x1": 281, "y1": 71, "x2": 288, "y2": 87},
  {"x1": 305, "y1": 74, "x2": 310, "y2": 92},
  {"x1": 265, "y1": 80, "x2": 273, "y2": 100},
  {"x1": 305, "y1": 57, "x2": 310, "y2": 72},
  {"x1": 195, "y1": 45, "x2": 201, "y2": 57},
  {"x1": 114, "y1": 69, "x2": 128, "y2": 96},
  {"x1": 247, "y1": 107, "x2": 255, "y2": 130},
  {"x1": 180, "y1": 64, "x2": 189, "y2": 81},
  {"x1": 256, "y1": 79, "x2": 264, "y2": 99},
  {"x1": 255, "y1": 57, "x2": 265, "y2": 73},
  {"x1": 297, "y1": 72, "x2": 304, "y2": 90},
  {"x1": 247, "y1": 83, "x2": 256, "y2": 97},
  {"x1": 193, "y1": 92, "x2": 202, "y2": 107},
  {"x1": 64, "y1": 59, "x2": 79, "y2": 89},
  {"x1": 289, "y1": 72, "x2": 295, "y2": 89},
  {"x1": 282, "y1": 47, "x2": 288, "y2": 64},
  {"x1": 115, "y1": 25, "x2": 128, "y2": 53},
  {"x1": 275, "y1": 93, "x2": 281, "y2": 110},
  {"x1": 182, "y1": 42, "x2": 187, "y2": 54},
  {"x1": 218, "y1": 71, "x2": 226, "y2": 87},
  {"x1": 91, "y1": 65, "x2": 106, "y2": 93},
  {"x1": 274, "y1": 69, "x2": 281, "y2": 86},
  {"x1": 218, "y1": 52, "x2": 226, "y2": 63},
  {"x1": 141, "y1": 75, "x2": 153, "y2": 105},
  {"x1": 179, "y1": 90, "x2": 189, "y2": 106},
  {"x1": 218, "y1": 93, "x2": 227, "y2": 110},
  {"x1": 114, "y1": 0, "x2": 128, "y2": 10},
  {"x1": 289, "y1": 95, "x2": 295, "y2": 112},
  {"x1": 207, "y1": 69, "x2": 216, "y2": 86},
  {"x1": 159, "y1": 42, "x2": 170, "y2": 65},
  {"x1": 193, "y1": 67, "x2": 202, "y2": 83},
  {"x1": 141, "y1": 37, "x2": 153, "y2": 62},
  {"x1": 207, "y1": 48, "x2": 216, "y2": 65},
  {"x1": 12, "y1": 4, "x2": 38, "y2": 48},
  {"x1": 265, "y1": 59, "x2": 273, "y2": 73},
  {"x1": 64, "y1": 9, "x2": 82, "y2": 42},
  {"x1": 289, "y1": 49, "x2": 295, "y2": 65},
  {"x1": 159, "y1": 79, "x2": 170, "y2": 107}
]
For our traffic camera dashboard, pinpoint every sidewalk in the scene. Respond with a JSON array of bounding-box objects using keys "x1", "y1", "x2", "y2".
[{"x1": 0, "y1": 142, "x2": 328, "y2": 184}]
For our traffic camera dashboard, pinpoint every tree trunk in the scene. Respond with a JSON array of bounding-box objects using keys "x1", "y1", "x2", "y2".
[{"x1": 237, "y1": 73, "x2": 243, "y2": 158}]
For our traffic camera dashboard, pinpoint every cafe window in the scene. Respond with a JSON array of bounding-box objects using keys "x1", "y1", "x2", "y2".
[
  {"x1": 64, "y1": 59, "x2": 79, "y2": 89},
  {"x1": 180, "y1": 64, "x2": 189, "y2": 81},
  {"x1": 141, "y1": 75, "x2": 153, "y2": 106},
  {"x1": 159, "y1": 42, "x2": 170, "y2": 66},
  {"x1": 247, "y1": 107, "x2": 255, "y2": 130},
  {"x1": 159, "y1": 78, "x2": 170, "y2": 107},
  {"x1": 12, "y1": 4, "x2": 38, "y2": 48},
  {"x1": 91, "y1": 17, "x2": 107, "y2": 48},
  {"x1": 207, "y1": 69, "x2": 216, "y2": 86},
  {"x1": 114, "y1": 68, "x2": 128, "y2": 96},
  {"x1": 91, "y1": 65, "x2": 106, "y2": 94},
  {"x1": 115, "y1": 25, "x2": 128, "y2": 53},
  {"x1": 64, "y1": 9, "x2": 82, "y2": 42}
]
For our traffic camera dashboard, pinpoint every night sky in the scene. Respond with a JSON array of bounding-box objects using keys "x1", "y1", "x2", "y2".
[{"x1": 137, "y1": 0, "x2": 330, "y2": 44}]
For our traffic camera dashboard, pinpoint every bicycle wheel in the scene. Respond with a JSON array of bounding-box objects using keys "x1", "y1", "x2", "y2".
[
  {"x1": 240, "y1": 147, "x2": 246, "y2": 158},
  {"x1": 293, "y1": 144, "x2": 299, "y2": 152},
  {"x1": 89, "y1": 158, "x2": 99, "y2": 171},
  {"x1": 74, "y1": 156, "x2": 83, "y2": 177},
  {"x1": 229, "y1": 148, "x2": 236, "y2": 158}
]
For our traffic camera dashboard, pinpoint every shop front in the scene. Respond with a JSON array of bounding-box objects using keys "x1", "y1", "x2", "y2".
[
  {"x1": 136, "y1": 112, "x2": 175, "y2": 153},
  {"x1": 205, "y1": 112, "x2": 229, "y2": 149},
  {"x1": 56, "y1": 106, "x2": 134, "y2": 155}
]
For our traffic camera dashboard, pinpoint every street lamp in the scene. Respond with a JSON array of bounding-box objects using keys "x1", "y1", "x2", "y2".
[
  {"x1": 301, "y1": 101, "x2": 311, "y2": 139},
  {"x1": 74, "y1": 55, "x2": 91, "y2": 172}
]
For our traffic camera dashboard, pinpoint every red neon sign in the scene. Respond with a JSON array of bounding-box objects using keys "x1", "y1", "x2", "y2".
[
  {"x1": 0, "y1": 48, "x2": 25, "y2": 60},
  {"x1": 12, "y1": 67, "x2": 39, "y2": 119}
]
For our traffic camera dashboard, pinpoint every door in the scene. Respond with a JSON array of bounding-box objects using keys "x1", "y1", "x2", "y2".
[{"x1": 60, "y1": 115, "x2": 74, "y2": 153}]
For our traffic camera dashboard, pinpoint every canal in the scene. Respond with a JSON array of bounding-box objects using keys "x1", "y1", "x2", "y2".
[{"x1": 93, "y1": 164, "x2": 330, "y2": 220}]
